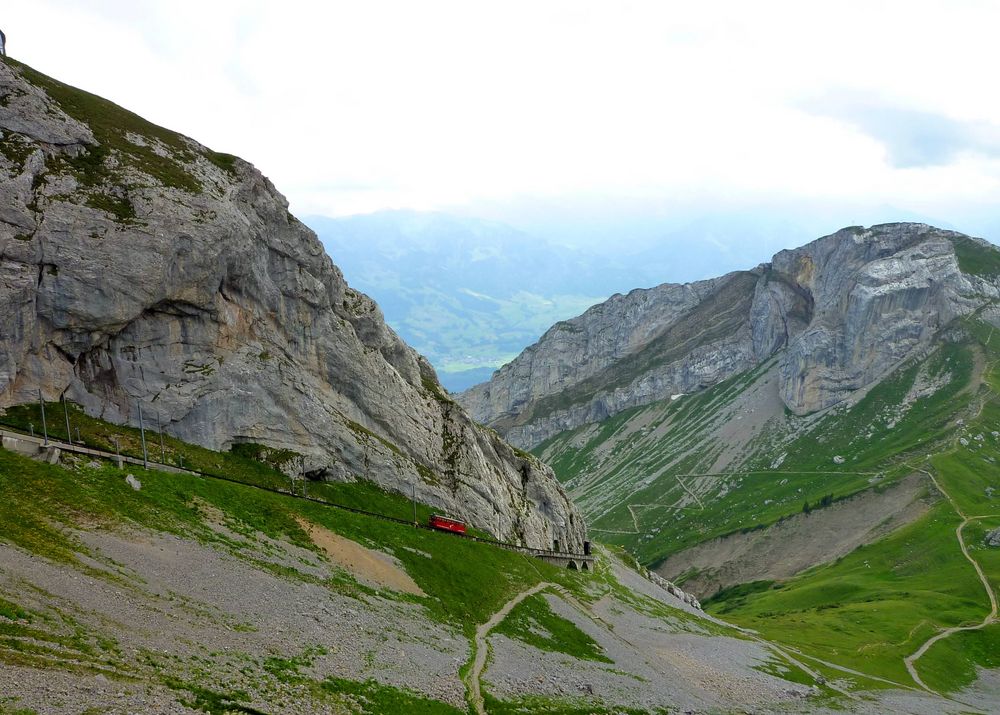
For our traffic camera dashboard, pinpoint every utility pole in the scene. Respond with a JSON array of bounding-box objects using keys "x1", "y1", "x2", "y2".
[
  {"x1": 38, "y1": 389, "x2": 48, "y2": 445},
  {"x1": 114, "y1": 436, "x2": 121, "y2": 467},
  {"x1": 411, "y1": 484, "x2": 417, "y2": 525},
  {"x1": 137, "y1": 402, "x2": 148, "y2": 470},
  {"x1": 157, "y1": 411, "x2": 165, "y2": 464},
  {"x1": 62, "y1": 395, "x2": 72, "y2": 445}
]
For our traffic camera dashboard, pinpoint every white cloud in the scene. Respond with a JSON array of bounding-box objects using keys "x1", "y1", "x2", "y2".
[{"x1": 5, "y1": 1, "x2": 1000, "y2": 219}]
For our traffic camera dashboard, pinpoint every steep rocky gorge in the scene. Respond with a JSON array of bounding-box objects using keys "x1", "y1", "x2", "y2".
[
  {"x1": 0, "y1": 58, "x2": 585, "y2": 551},
  {"x1": 460, "y1": 223, "x2": 1000, "y2": 448}
]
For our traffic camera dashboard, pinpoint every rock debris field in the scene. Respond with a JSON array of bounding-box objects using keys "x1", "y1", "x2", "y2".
[{"x1": 0, "y1": 501, "x2": 982, "y2": 713}]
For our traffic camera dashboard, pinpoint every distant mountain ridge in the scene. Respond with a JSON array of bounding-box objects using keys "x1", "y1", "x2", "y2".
[
  {"x1": 308, "y1": 210, "x2": 969, "y2": 394},
  {"x1": 459, "y1": 223, "x2": 999, "y2": 447}
]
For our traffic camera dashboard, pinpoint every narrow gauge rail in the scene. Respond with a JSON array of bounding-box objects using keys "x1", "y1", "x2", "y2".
[{"x1": 0, "y1": 424, "x2": 593, "y2": 562}]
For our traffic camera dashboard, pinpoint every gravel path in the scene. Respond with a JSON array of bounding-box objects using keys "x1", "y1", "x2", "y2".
[
  {"x1": 467, "y1": 582, "x2": 554, "y2": 715},
  {"x1": 904, "y1": 463, "x2": 999, "y2": 694},
  {"x1": 484, "y1": 587, "x2": 818, "y2": 712},
  {"x1": 477, "y1": 555, "x2": 974, "y2": 714}
]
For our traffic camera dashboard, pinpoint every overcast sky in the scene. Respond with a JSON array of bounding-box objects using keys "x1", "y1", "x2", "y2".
[{"x1": 6, "y1": 1, "x2": 1000, "y2": 238}]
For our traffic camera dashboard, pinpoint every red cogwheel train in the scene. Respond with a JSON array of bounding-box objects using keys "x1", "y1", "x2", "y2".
[{"x1": 428, "y1": 514, "x2": 466, "y2": 535}]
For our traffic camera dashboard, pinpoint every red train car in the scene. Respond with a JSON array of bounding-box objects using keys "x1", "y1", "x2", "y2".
[{"x1": 429, "y1": 514, "x2": 466, "y2": 535}]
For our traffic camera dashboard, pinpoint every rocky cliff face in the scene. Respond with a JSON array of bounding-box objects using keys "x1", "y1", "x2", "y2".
[
  {"x1": 0, "y1": 58, "x2": 585, "y2": 551},
  {"x1": 460, "y1": 223, "x2": 999, "y2": 448},
  {"x1": 771, "y1": 225, "x2": 988, "y2": 414}
]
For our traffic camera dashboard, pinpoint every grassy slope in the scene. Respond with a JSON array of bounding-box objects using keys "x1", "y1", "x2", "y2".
[
  {"x1": 949, "y1": 235, "x2": 1000, "y2": 279},
  {"x1": 703, "y1": 321, "x2": 1000, "y2": 693},
  {"x1": 492, "y1": 591, "x2": 612, "y2": 663},
  {"x1": 7, "y1": 57, "x2": 236, "y2": 195},
  {"x1": 0, "y1": 442, "x2": 587, "y2": 636},
  {"x1": 536, "y1": 319, "x2": 1000, "y2": 693},
  {"x1": 537, "y1": 340, "x2": 971, "y2": 565},
  {"x1": 0, "y1": 413, "x2": 825, "y2": 714},
  {"x1": 0, "y1": 402, "x2": 444, "y2": 525},
  {"x1": 0, "y1": 442, "x2": 594, "y2": 712},
  {"x1": 914, "y1": 513, "x2": 1000, "y2": 695},
  {"x1": 481, "y1": 695, "x2": 663, "y2": 715},
  {"x1": 707, "y1": 503, "x2": 982, "y2": 685}
]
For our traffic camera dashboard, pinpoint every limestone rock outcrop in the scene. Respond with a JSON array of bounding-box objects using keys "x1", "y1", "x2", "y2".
[
  {"x1": 461, "y1": 271, "x2": 766, "y2": 447},
  {"x1": 461, "y1": 224, "x2": 999, "y2": 448},
  {"x1": 647, "y1": 571, "x2": 702, "y2": 611},
  {"x1": 773, "y1": 224, "x2": 988, "y2": 414},
  {"x1": 0, "y1": 58, "x2": 585, "y2": 551}
]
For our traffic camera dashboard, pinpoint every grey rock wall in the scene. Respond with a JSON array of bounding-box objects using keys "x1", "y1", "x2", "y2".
[
  {"x1": 461, "y1": 223, "x2": 998, "y2": 447},
  {"x1": 0, "y1": 58, "x2": 585, "y2": 551},
  {"x1": 773, "y1": 224, "x2": 990, "y2": 414}
]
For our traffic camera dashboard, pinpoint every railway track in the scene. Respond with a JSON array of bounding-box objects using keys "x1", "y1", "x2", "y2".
[{"x1": 0, "y1": 424, "x2": 593, "y2": 564}]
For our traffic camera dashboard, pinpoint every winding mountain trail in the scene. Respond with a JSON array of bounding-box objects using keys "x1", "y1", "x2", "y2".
[
  {"x1": 903, "y1": 462, "x2": 999, "y2": 693},
  {"x1": 788, "y1": 648, "x2": 916, "y2": 690},
  {"x1": 465, "y1": 562, "x2": 855, "y2": 713},
  {"x1": 674, "y1": 473, "x2": 706, "y2": 509},
  {"x1": 466, "y1": 582, "x2": 554, "y2": 715}
]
